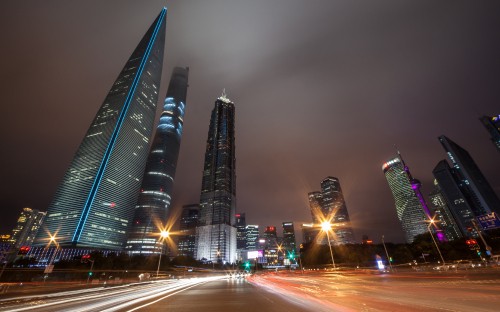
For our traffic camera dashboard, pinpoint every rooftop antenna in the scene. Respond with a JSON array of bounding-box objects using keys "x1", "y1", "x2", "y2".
[{"x1": 218, "y1": 88, "x2": 232, "y2": 103}]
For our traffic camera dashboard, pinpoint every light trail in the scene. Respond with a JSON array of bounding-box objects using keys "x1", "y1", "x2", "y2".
[{"x1": 0, "y1": 276, "x2": 225, "y2": 312}]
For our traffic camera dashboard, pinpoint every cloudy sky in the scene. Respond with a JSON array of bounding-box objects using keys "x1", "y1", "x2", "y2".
[{"x1": 1, "y1": 1, "x2": 499, "y2": 243}]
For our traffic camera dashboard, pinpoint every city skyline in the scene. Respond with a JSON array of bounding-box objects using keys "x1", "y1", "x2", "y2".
[{"x1": 1, "y1": 1, "x2": 500, "y2": 244}]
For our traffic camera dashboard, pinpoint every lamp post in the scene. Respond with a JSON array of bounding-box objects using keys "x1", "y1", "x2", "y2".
[
  {"x1": 156, "y1": 230, "x2": 169, "y2": 278},
  {"x1": 321, "y1": 222, "x2": 336, "y2": 269},
  {"x1": 427, "y1": 219, "x2": 446, "y2": 266},
  {"x1": 44, "y1": 235, "x2": 60, "y2": 282},
  {"x1": 381, "y1": 235, "x2": 393, "y2": 271}
]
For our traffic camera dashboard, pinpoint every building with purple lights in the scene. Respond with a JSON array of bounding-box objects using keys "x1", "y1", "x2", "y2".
[{"x1": 382, "y1": 153, "x2": 427, "y2": 243}]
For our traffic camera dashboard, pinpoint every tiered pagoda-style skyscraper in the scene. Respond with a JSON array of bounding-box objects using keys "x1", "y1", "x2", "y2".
[
  {"x1": 125, "y1": 67, "x2": 189, "y2": 254},
  {"x1": 35, "y1": 9, "x2": 167, "y2": 250},
  {"x1": 195, "y1": 92, "x2": 237, "y2": 263}
]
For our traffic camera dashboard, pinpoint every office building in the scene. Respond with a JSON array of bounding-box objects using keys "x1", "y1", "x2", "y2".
[
  {"x1": 9, "y1": 208, "x2": 46, "y2": 248},
  {"x1": 35, "y1": 9, "x2": 167, "y2": 250},
  {"x1": 177, "y1": 204, "x2": 200, "y2": 258},
  {"x1": 382, "y1": 154, "x2": 427, "y2": 243},
  {"x1": 307, "y1": 177, "x2": 355, "y2": 244},
  {"x1": 195, "y1": 92, "x2": 237, "y2": 263},
  {"x1": 428, "y1": 180, "x2": 463, "y2": 241},
  {"x1": 235, "y1": 213, "x2": 246, "y2": 261},
  {"x1": 432, "y1": 159, "x2": 477, "y2": 237},
  {"x1": 480, "y1": 115, "x2": 500, "y2": 151},
  {"x1": 282, "y1": 222, "x2": 296, "y2": 252},
  {"x1": 439, "y1": 135, "x2": 500, "y2": 216},
  {"x1": 245, "y1": 225, "x2": 259, "y2": 251},
  {"x1": 126, "y1": 67, "x2": 189, "y2": 254}
]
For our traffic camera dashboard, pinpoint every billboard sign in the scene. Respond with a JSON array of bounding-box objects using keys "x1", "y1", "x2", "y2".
[{"x1": 477, "y1": 213, "x2": 500, "y2": 230}]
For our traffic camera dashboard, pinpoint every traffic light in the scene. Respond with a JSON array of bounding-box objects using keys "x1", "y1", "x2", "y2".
[
  {"x1": 477, "y1": 251, "x2": 482, "y2": 256},
  {"x1": 18, "y1": 246, "x2": 30, "y2": 255},
  {"x1": 389, "y1": 257, "x2": 393, "y2": 262},
  {"x1": 288, "y1": 251, "x2": 295, "y2": 260},
  {"x1": 244, "y1": 261, "x2": 251, "y2": 271},
  {"x1": 466, "y1": 239, "x2": 480, "y2": 250},
  {"x1": 88, "y1": 272, "x2": 93, "y2": 276},
  {"x1": 81, "y1": 254, "x2": 91, "y2": 263}
]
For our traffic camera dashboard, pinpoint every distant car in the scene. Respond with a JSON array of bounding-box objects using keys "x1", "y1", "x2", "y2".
[{"x1": 454, "y1": 260, "x2": 474, "y2": 270}]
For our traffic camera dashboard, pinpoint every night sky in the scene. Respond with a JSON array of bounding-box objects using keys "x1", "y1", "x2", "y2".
[{"x1": 1, "y1": 1, "x2": 499, "y2": 243}]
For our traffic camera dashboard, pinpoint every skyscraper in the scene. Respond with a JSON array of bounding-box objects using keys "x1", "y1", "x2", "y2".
[
  {"x1": 35, "y1": 9, "x2": 167, "y2": 250},
  {"x1": 432, "y1": 159, "x2": 475, "y2": 237},
  {"x1": 282, "y1": 222, "x2": 296, "y2": 253},
  {"x1": 382, "y1": 154, "x2": 427, "y2": 243},
  {"x1": 439, "y1": 135, "x2": 500, "y2": 216},
  {"x1": 428, "y1": 180, "x2": 463, "y2": 241},
  {"x1": 245, "y1": 225, "x2": 259, "y2": 251},
  {"x1": 307, "y1": 177, "x2": 355, "y2": 244},
  {"x1": 126, "y1": 67, "x2": 189, "y2": 254},
  {"x1": 195, "y1": 92, "x2": 237, "y2": 263},
  {"x1": 480, "y1": 115, "x2": 500, "y2": 151},
  {"x1": 235, "y1": 213, "x2": 247, "y2": 261},
  {"x1": 9, "y1": 208, "x2": 46, "y2": 248},
  {"x1": 177, "y1": 204, "x2": 200, "y2": 258}
]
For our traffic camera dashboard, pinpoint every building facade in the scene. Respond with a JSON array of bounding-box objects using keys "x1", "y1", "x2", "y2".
[
  {"x1": 126, "y1": 67, "x2": 189, "y2": 254},
  {"x1": 282, "y1": 222, "x2": 296, "y2": 253},
  {"x1": 245, "y1": 225, "x2": 259, "y2": 251},
  {"x1": 480, "y1": 115, "x2": 500, "y2": 151},
  {"x1": 235, "y1": 213, "x2": 246, "y2": 262},
  {"x1": 382, "y1": 155, "x2": 427, "y2": 243},
  {"x1": 428, "y1": 180, "x2": 463, "y2": 241},
  {"x1": 195, "y1": 93, "x2": 237, "y2": 263},
  {"x1": 177, "y1": 204, "x2": 200, "y2": 258},
  {"x1": 9, "y1": 208, "x2": 46, "y2": 248},
  {"x1": 35, "y1": 9, "x2": 167, "y2": 250},
  {"x1": 432, "y1": 159, "x2": 478, "y2": 238},
  {"x1": 439, "y1": 135, "x2": 500, "y2": 217},
  {"x1": 307, "y1": 177, "x2": 355, "y2": 245}
]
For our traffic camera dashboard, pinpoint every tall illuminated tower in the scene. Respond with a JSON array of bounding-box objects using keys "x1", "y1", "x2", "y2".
[
  {"x1": 480, "y1": 115, "x2": 500, "y2": 151},
  {"x1": 195, "y1": 92, "x2": 237, "y2": 263},
  {"x1": 126, "y1": 67, "x2": 189, "y2": 254},
  {"x1": 382, "y1": 153, "x2": 427, "y2": 243},
  {"x1": 35, "y1": 9, "x2": 167, "y2": 250}
]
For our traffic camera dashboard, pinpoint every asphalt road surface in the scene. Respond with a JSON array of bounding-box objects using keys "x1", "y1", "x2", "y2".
[{"x1": 1, "y1": 269, "x2": 500, "y2": 311}]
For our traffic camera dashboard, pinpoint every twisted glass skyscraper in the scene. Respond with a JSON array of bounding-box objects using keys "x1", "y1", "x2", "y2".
[
  {"x1": 195, "y1": 93, "x2": 237, "y2": 263},
  {"x1": 35, "y1": 9, "x2": 167, "y2": 250},
  {"x1": 126, "y1": 67, "x2": 189, "y2": 254}
]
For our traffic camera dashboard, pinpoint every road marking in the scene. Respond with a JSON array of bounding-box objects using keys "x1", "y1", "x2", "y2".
[{"x1": 124, "y1": 281, "x2": 211, "y2": 312}]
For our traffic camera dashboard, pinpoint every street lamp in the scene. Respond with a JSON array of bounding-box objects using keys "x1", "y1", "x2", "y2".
[
  {"x1": 321, "y1": 221, "x2": 336, "y2": 269},
  {"x1": 44, "y1": 235, "x2": 60, "y2": 282},
  {"x1": 427, "y1": 219, "x2": 446, "y2": 266},
  {"x1": 156, "y1": 230, "x2": 169, "y2": 278}
]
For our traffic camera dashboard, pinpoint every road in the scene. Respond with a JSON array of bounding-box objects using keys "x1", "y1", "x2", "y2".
[{"x1": 1, "y1": 269, "x2": 499, "y2": 311}]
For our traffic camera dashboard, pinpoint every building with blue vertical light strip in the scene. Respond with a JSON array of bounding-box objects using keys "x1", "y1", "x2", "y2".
[
  {"x1": 126, "y1": 67, "x2": 189, "y2": 254},
  {"x1": 35, "y1": 8, "x2": 167, "y2": 250}
]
